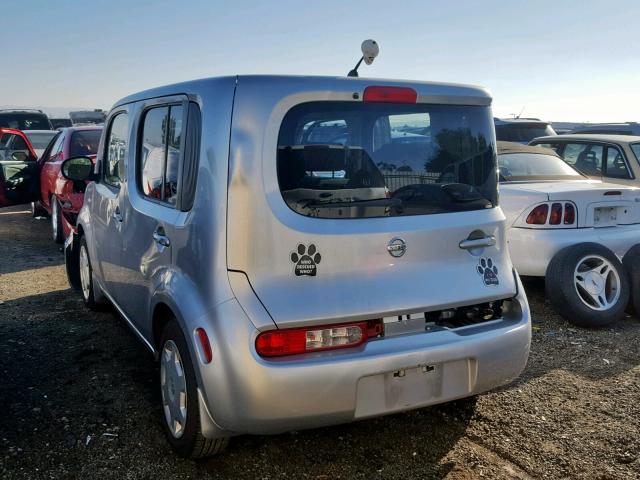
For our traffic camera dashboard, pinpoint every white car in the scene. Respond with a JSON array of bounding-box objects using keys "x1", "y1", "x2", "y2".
[{"x1": 498, "y1": 142, "x2": 640, "y2": 327}]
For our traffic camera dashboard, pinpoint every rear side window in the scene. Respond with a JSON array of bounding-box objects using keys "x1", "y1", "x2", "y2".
[
  {"x1": 277, "y1": 102, "x2": 497, "y2": 219},
  {"x1": 562, "y1": 143, "x2": 603, "y2": 176},
  {"x1": 495, "y1": 123, "x2": 556, "y2": 143},
  {"x1": 104, "y1": 113, "x2": 129, "y2": 188},
  {"x1": 604, "y1": 146, "x2": 631, "y2": 179},
  {"x1": 70, "y1": 130, "x2": 102, "y2": 157},
  {"x1": 138, "y1": 104, "x2": 184, "y2": 205},
  {"x1": 0, "y1": 113, "x2": 50, "y2": 130}
]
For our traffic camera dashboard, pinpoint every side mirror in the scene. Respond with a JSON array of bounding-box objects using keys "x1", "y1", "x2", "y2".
[
  {"x1": 11, "y1": 151, "x2": 29, "y2": 162},
  {"x1": 61, "y1": 156, "x2": 95, "y2": 181}
]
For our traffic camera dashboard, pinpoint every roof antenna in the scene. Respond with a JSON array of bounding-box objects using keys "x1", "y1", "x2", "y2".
[
  {"x1": 348, "y1": 40, "x2": 379, "y2": 77},
  {"x1": 512, "y1": 106, "x2": 526, "y2": 119}
]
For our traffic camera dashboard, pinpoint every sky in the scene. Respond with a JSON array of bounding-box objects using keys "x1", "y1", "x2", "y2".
[{"x1": 2, "y1": 0, "x2": 639, "y2": 122}]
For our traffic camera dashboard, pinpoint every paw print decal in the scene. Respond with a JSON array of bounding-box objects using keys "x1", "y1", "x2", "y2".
[
  {"x1": 477, "y1": 257, "x2": 499, "y2": 286},
  {"x1": 290, "y1": 244, "x2": 322, "y2": 276}
]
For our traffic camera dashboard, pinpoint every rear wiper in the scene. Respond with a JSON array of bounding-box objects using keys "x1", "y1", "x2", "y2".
[
  {"x1": 441, "y1": 183, "x2": 491, "y2": 204},
  {"x1": 302, "y1": 197, "x2": 401, "y2": 209}
]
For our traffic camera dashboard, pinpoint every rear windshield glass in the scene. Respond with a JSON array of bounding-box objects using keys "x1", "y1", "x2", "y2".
[
  {"x1": 70, "y1": 129, "x2": 102, "y2": 156},
  {"x1": 0, "y1": 113, "x2": 50, "y2": 130},
  {"x1": 499, "y1": 153, "x2": 583, "y2": 181},
  {"x1": 277, "y1": 102, "x2": 497, "y2": 219},
  {"x1": 495, "y1": 123, "x2": 556, "y2": 143},
  {"x1": 24, "y1": 131, "x2": 57, "y2": 150}
]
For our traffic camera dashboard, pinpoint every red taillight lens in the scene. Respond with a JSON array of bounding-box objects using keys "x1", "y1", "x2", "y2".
[
  {"x1": 549, "y1": 203, "x2": 562, "y2": 225},
  {"x1": 526, "y1": 204, "x2": 549, "y2": 225},
  {"x1": 363, "y1": 86, "x2": 417, "y2": 104},
  {"x1": 255, "y1": 320, "x2": 384, "y2": 357},
  {"x1": 195, "y1": 328, "x2": 213, "y2": 364},
  {"x1": 564, "y1": 202, "x2": 576, "y2": 224}
]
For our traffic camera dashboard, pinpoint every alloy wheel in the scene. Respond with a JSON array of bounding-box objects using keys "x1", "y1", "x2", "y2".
[
  {"x1": 573, "y1": 255, "x2": 621, "y2": 311},
  {"x1": 160, "y1": 340, "x2": 188, "y2": 439}
]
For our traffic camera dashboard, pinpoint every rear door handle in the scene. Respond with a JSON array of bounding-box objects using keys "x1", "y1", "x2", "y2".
[
  {"x1": 459, "y1": 236, "x2": 496, "y2": 250},
  {"x1": 113, "y1": 207, "x2": 123, "y2": 223},
  {"x1": 153, "y1": 227, "x2": 171, "y2": 248}
]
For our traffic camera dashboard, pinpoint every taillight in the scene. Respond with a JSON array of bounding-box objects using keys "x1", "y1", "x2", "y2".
[
  {"x1": 363, "y1": 86, "x2": 417, "y2": 104},
  {"x1": 549, "y1": 203, "x2": 562, "y2": 225},
  {"x1": 526, "y1": 204, "x2": 549, "y2": 225},
  {"x1": 255, "y1": 320, "x2": 384, "y2": 357},
  {"x1": 195, "y1": 328, "x2": 213, "y2": 364},
  {"x1": 564, "y1": 202, "x2": 576, "y2": 225}
]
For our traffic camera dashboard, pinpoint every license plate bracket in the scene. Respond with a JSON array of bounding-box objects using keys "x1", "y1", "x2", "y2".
[{"x1": 594, "y1": 206, "x2": 617, "y2": 227}]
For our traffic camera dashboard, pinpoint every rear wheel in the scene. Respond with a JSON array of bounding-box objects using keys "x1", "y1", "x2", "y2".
[
  {"x1": 159, "y1": 320, "x2": 228, "y2": 458},
  {"x1": 78, "y1": 236, "x2": 103, "y2": 310},
  {"x1": 546, "y1": 243, "x2": 629, "y2": 328},
  {"x1": 51, "y1": 197, "x2": 64, "y2": 244}
]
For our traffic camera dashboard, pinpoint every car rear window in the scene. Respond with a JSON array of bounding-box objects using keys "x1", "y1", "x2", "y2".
[
  {"x1": 0, "y1": 113, "x2": 51, "y2": 130},
  {"x1": 70, "y1": 129, "x2": 102, "y2": 157},
  {"x1": 495, "y1": 123, "x2": 556, "y2": 143},
  {"x1": 499, "y1": 153, "x2": 583, "y2": 181},
  {"x1": 277, "y1": 101, "x2": 497, "y2": 218}
]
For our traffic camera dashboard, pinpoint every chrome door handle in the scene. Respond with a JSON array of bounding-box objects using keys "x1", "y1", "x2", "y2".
[
  {"x1": 459, "y1": 236, "x2": 496, "y2": 250},
  {"x1": 153, "y1": 229, "x2": 171, "y2": 248},
  {"x1": 113, "y1": 208, "x2": 123, "y2": 222}
]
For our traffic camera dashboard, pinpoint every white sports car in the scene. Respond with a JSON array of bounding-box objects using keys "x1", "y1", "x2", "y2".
[{"x1": 498, "y1": 142, "x2": 640, "y2": 327}]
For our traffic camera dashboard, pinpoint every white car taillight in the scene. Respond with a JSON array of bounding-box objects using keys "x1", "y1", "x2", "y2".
[{"x1": 523, "y1": 202, "x2": 577, "y2": 228}]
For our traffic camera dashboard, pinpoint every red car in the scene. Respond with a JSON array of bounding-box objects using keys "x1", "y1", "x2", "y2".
[
  {"x1": 34, "y1": 126, "x2": 103, "y2": 242},
  {"x1": 0, "y1": 128, "x2": 40, "y2": 208}
]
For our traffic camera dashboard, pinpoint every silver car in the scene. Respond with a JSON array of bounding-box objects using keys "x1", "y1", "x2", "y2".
[{"x1": 48, "y1": 75, "x2": 531, "y2": 457}]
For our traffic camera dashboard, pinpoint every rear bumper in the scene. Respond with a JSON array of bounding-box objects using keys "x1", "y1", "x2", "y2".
[
  {"x1": 197, "y1": 275, "x2": 531, "y2": 436},
  {"x1": 509, "y1": 225, "x2": 640, "y2": 276}
]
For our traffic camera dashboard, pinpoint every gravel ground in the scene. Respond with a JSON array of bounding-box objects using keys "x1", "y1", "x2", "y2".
[{"x1": 1, "y1": 206, "x2": 639, "y2": 479}]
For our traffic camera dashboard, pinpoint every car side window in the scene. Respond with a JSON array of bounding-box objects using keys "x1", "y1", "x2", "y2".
[
  {"x1": 104, "y1": 113, "x2": 129, "y2": 188},
  {"x1": 47, "y1": 134, "x2": 65, "y2": 162},
  {"x1": 604, "y1": 146, "x2": 631, "y2": 179},
  {"x1": 138, "y1": 104, "x2": 183, "y2": 205},
  {"x1": 561, "y1": 143, "x2": 603, "y2": 176}
]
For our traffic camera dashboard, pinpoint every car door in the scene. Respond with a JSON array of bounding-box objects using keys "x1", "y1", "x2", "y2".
[
  {"x1": 39, "y1": 132, "x2": 64, "y2": 210},
  {"x1": 0, "y1": 131, "x2": 40, "y2": 207},
  {"x1": 91, "y1": 110, "x2": 130, "y2": 297},
  {"x1": 114, "y1": 98, "x2": 189, "y2": 338}
]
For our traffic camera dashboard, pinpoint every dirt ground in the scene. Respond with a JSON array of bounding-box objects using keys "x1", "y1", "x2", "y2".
[{"x1": 0, "y1": 206, "x2": 639, "y2": 479}]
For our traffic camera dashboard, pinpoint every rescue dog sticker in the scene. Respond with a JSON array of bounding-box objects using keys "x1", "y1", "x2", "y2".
[{"x1": 290, "y1": 244, "x2": 321, "y2": 276}]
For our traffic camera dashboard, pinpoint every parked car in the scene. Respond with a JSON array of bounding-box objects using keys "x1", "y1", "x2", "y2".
[
  {"x1": 498, "y1": 142, "x2": 640, "y2": 327},
  {"x1": 22, "y1": 130, "x2": 58, "y2": 157},
  {"x1": 530, "y1": 134, "x2": 640, "y2": 187},
  {"x1": 569, "y1": 122, "x2": 640, "y2": 136},
  {"x1": 0, "y1": 109, "x2": 53, "y2": 130},
  {"x1": 4, "y1": 76, "x2": 532, "y2": 457},
  {"x1": 69, "y1": 109, "x2": 106, "y2": 125},
  {"x1": 0, "y1": 128, "x2": 39, "y2": 206},
  {"x1": 50, "y1": 118, "x2": 73, "y2": 129},
  {"x1": 494, "y1": 117, "x2": 556, "y2": 143},
  {"x1": 32, "y1": 126, "x2": 103, "y2": 242}
]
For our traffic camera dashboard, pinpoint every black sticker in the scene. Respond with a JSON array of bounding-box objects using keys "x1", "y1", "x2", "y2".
[
  {"x1": 290, "y1": 243, "x2": 321, "y2": 276},
  {"x1": 477, "y1": 257, "x2": 499, "y2": 286}
]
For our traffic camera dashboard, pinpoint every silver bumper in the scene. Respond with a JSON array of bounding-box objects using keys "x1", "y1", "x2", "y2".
[{"x1": 197, "y1": 276, "x2": 531, "y2": 437}]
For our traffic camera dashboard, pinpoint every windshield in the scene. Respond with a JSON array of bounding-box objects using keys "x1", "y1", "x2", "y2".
[
  {"x1": 70, "y1": 129, "x2": 102, "y2": 156},
  {"x1": 24, "y1": 131, "x2": 57, "y2": 150},
  {"x1": 0, "y1": 113, "x2": 51, "y2": 130},
  {"x1": 495, "y1": 123, "x2": 556, "y2": 143},
  {"x1": 499, "y1": 152, "x2": 584, "y2": 181},
  {"x1": 277, "y1": 102, "x2": 497, "y2": 219}
]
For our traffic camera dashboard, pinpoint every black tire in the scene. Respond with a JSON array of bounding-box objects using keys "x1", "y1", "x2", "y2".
[
  {"x1": 30, "y1": 201, "x2": 48, "y2": 218},
  {"x1": 78, "y1": 236, "x2": 101, "y2": 311},
  {"x1": 546, "y1": 243, "x2": 629, "y2": 328},
  {"x1": 622, "y1": 244, "x2": 640, "y2": 318},
  {"x1": 51, "y1": 197, "x2": 64, "y2": 244},
  {"x1": 159, "y1": 320, "x2": 228, "y2": 458}
]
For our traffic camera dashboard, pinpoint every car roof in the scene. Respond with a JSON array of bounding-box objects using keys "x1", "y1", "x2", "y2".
[
  {"x1": 113, "y1": 75, "x2": 492, "y2": 109},
  {"x1": 494, "y1": 117, "x2": 550, "y2": 125},
  {"x1": 497, "y1": 141, "x2": 559, "y2": 157},
  {"x1": 22, "y1": 129, "x2": 57, "y2": 133},
  {"x1": 60, "y1": 125, "x2": 103, "y2": 132},
  {"x1": 532, "y1": 134, "x2": 640, "y2": 144}
]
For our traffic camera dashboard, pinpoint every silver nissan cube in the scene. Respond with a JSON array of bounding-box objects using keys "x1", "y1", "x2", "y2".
[{"x1": 61, "y1": 75, "x2": 531, "y2": 457}]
